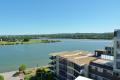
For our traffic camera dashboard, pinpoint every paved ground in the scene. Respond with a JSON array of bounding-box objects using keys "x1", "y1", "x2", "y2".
[{"x1": 0, "y1": 71, "x2": 24, "y2": 80}]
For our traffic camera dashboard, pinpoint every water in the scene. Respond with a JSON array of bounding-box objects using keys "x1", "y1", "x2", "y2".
[{"x1": 0, "y1": 39, "x2": 112, "y2": 72}]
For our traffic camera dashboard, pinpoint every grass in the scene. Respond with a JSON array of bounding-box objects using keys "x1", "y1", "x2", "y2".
[
  {"x1": 0, "y1": 75, "x2": 4, "y2": 80},
  {"x1": 0, "y1": 39, "x2": 61, "y2": 45}
]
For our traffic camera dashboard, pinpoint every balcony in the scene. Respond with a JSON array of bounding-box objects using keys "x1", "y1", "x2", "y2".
[
  {"x1": 49, "y1": 61, "x2": 56, "y2": 65},
  {"x1": 48, "y1": 65, "x2": 55, "y2": 71},
  {"x1": 49, "y1": 56, "x2": 56, "y2": 60}
]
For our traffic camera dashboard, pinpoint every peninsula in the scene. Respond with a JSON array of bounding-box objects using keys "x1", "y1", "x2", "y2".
[{"x1": 0, "y1": 39, "x2": 61, "y2": 45}]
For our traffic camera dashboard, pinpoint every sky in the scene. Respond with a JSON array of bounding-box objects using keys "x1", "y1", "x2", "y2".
[{"x1": 0, "y1": 0, "x2": 120, "y2": 35}]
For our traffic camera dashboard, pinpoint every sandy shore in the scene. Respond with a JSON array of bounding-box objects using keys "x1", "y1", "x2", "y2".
[{"x1": 0, "y1": 71, "x2": 24, "y2": 80}]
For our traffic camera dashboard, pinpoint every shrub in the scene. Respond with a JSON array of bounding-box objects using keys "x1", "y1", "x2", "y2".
[
  {"x1": 0, "y1": 75, "x2": 4, "y2": 80},
  {"x1": 19, "y1": 64, "x2": 26, "y2": 72}
]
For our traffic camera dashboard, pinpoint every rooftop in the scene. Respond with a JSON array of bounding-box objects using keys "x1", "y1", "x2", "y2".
[
  {"x1": 50, "y1": 50, "x2": 96, "y2": 65},
  {"x1": 105, "y1": 45, "x2": 113, "y2": 48},
  {"x1": 72, "y1": 57, "x2": 96, "y2": 66},
  {"x1": 95, "y1": 49, "x2": 106, "y2": 52},
  {"x1": 50, "y1": 50, "x2": 92, "y2": 56},
  {"x1": 92, "y1": 58, "x2": 113, "y2": 67}
]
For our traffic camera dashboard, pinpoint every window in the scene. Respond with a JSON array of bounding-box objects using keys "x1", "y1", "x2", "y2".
[
  {"x1": 74, "y1": 64, "x2": 82, "y2": 71},
  {"x1": 90, "y1": 74, "x2": 96, "y2": 79},
  {"x1": 117, "y1": 41, "x2": 120, "y2": 49},
  {"x1": 68, "y1": 61, "x2": 74, "y2": 67},
  {"x1": 106, "y1": 70, "x2": 113, "y2": 75},
  {"x1": 67, "y1": 67, "x2": 74, "y2": 75},
  {"x1": 116, "y1": 52, "x2": 120, "y2": 59},
  {"x1": 91, "y1": 65, "x2": 96, "y2": 70},
  {"x1": 74, "y1": 71, "x2": 80, "y2": 77},
  {"x1": 67, "y1": 74, "x2": 74, "y2": 80},
  {"x1": 114, "y1": 31, "x2": 117, "y2": 37},
  {"x1": 97, "y1": 67, "x2": 103, "y2": 73},
  {"x1": 97, "y1": 76, "x2": 103, "y2": 80},
  {"x1": 103, "y1": 78, "x2": 109, "y2": 80},
  {"x1": 115, "y1": 30, "x2": 120, "y2": 38},
  {"x1": 116, "y1": 61, "x2": 120, "y2": 69}
]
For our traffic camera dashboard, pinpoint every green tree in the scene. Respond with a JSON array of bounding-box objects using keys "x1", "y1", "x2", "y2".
[
  {"x1": 0, "y1": 75, "x2": 4, "y2": 80},
  {"x1": 23, "y1": 38, "x2": 30, "y2": 42},
  {"x1": 19, "y1": 64, "x2": 26, "y2": 72},
  {"x1": 36, "y1": 68, "x2": 45, "y2": 80},
  {"x1": 35, "y1": 68, "x2": 53, "y2": 80}
]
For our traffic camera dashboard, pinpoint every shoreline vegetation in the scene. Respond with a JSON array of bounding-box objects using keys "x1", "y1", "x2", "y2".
[
  {"x1": 0, "y1": 32, "x2": 114, "y2": 40},
  {"x1": 0, "y1": 32, "x2": 113, "y2": 45},
  {"x1": 0, "y1": 39, "x2": 61, "y2": 45},
  {"x1": 0, "y1": 65, "x2": 52, "y2": 80}
]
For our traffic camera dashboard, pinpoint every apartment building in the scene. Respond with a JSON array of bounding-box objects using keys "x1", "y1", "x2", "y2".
[
  {"x1": 114, "y1": 29, "x2": 120, "y2": 73},
  {"x1": 89, "y1": 58, "x2": 114, "y2": 80},
  {"x1": 49, "y1": 29, "x2": 120, "y2": 80},
  {"x1": 105, "y1": 46, "x2": 114, "y2": 55},
  {"x1": 49, "y1": 51, "x2": 96, "y2": 80}
]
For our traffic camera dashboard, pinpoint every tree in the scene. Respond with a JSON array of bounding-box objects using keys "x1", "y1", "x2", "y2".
[
  {"x1": 0, "y1": 75, "x2": 4, "y2": 80},
  {"x1": 35, "y1": 68, "x2": 53, "y2": 80},
  {"x1": 19, "y1": 64, "x2": 26, "y2": 72},
  {"x1": 23, "y1": 38, "x2": 30, "y2": 42},
  {"x1": 36, "y1": 68, "x2": 45, "y2": 80}
]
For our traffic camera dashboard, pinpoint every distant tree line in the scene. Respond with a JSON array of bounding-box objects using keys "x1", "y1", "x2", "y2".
[
  {"x1": 0, "y1": 32, "x2": 114, "y2": 41},
  {"x1": 40, "y1": 33, "x2": 114, "y2": 39},
  {"x1": 0, "y1": 35, "x2": 33, "y2": 42}
]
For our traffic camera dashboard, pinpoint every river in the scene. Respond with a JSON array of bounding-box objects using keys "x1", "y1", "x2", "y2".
[{"x1": 0, "y1": 39, "x2": 112, "y2": 72}]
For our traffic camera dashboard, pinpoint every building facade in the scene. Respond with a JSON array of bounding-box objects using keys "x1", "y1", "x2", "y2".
[
  {"x1": 49, "y1": 51, "x2": 96, "y2": 80},
  {"x1": 114, "y1": 30, "x2": 120, "y2": 73},
  {"x1": 89, "y1": 59, "x2": 115, "y2": 80},
  {"x1": 49, "y1": 29, "x2": 120, "y2": 80},
  {"x1": 105, "y1": 46, "x2": 114, "y2": 55}
]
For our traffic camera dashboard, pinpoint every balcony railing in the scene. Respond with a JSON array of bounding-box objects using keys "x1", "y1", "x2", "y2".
[
  {"x1": 49, "y1": 61, "x2": 56, "y2": 65},
  {"x1": 49, "y1": 56, "x2": 56, "y2": 60}
]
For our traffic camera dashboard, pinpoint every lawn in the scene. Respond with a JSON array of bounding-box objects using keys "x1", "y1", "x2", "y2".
[{"x1": 0, "y1": 39, "x2": 61, "y2": 45}]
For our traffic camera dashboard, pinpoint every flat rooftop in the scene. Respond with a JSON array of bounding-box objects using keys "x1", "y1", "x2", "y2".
[
  {"x1": 105, "y1": 45, "x2": 113, "y2": 48},
  {"x1": 92, "y1": 58, "x2": 113, "y2": 67},
  {"x1": 95, "y1": 49, "x2": 107, "y2": 52},
  {"x1": 50, "y1": 50, "x2": 96, "y2": 65},
  {"x1": 50, "y1": 50, "x2": 92, "y2": 57}
]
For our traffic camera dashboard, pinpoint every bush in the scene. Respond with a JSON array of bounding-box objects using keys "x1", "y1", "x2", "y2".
[
  {"x1": 35, "y1": 68, "x2": 53, "y2": 80},
  {"x1": 23, "y1": 38, "x2": 30, "y2": 42},
  {"x1": 12, "y1": 72, "x2": 19, "y2": 77},
  {"x1": 19, "y1": 64, "x2": 26, "y2": 72},
  {"x1": 0, "y1": 75, "x2": 4, "y2": 80}
]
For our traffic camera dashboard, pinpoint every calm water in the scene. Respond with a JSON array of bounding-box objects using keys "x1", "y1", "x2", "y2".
[{"x1": 0, "y1": 39, "x2": 112, "y2": 72}]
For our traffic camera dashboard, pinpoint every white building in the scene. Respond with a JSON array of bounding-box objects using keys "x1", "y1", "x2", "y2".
[
  {"x1": 114, "y1": 29, "x2": 120, "y2": 73},
  {"x1": 49, "y1": 51, "x2": 96, "y2": 80},
  {"x1": 75, "y1": 76, "x2": 93, "y2": 80}
]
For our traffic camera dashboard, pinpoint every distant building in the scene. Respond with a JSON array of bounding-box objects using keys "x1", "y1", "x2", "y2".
[
  {"x1": 94, "y1": 46, "x2": 114, "y2": 57},
  {"x1": 94, "y1": 50, "x2": 107, "y2": 57},
  {"x1": 105, "y1": 46, "x2": 114, "y2": 55}
]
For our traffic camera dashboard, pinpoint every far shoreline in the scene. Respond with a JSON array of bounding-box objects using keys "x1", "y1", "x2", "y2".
[{"x1": 0, "y1": 39, "x2": 61, "y2": 46}]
